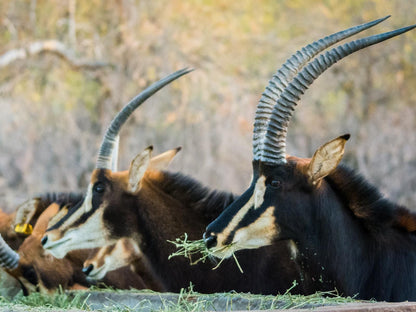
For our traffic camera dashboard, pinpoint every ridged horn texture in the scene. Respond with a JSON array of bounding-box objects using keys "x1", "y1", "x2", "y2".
[
  {"x1": 0, "y1": 234, "x2": 19, "y2": 269},
  {"x1": 110, "y1": 135, "x2": 120, "y2": 172},
  {"x1": 260, "y1": 23, "x2": 416, "y2": 165},
  {"x1": 252, "y1": 16, "x2": 390, "y2": 160},
  {"x1": 96, "y1": 68, "x2": 193, "y2": 169}
]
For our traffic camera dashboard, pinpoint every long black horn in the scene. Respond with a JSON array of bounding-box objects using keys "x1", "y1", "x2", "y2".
[
  {"x1": 96, "y1": 68, "x2": 193, "y2": 169},
  {"x1": 0, "y1": 235, "x2": 19, "y2": 270},
  {"x1": 253, "y1": 16, "x2": 390, "y2": 160},
  {"x1": 260, "y1": 24, "x2": 416, "y2": 164}
]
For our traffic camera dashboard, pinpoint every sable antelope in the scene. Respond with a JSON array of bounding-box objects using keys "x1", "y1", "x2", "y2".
[
  {"x1": 81, "y1": 147, "x2": 203, "y2": 293},
  {"x1": 0, "y1": 139, "x2": 144, "y2": 293},
  {"x1": 83, "y1": 237, "x2": 165, "y2": 292},
  {"x1": 203, "y1": 20, "x2": 416, "y2": 301},
  {"x1": 0, "y1": 192, "x2": 82, "y2": 250},
  {"x1": 0, "y1": 198, "x2": 150, "y2": 294},
  {"x1": 39, "y1": 67, "x2": 307, "y2": 294},
  {"x1": 0, "y1": 196, "x2": 89, "y2": 294},
  {"x1": 38, "y1": 18, "x2": 409, "y2": 294},
  {"x1": 0, "y1": 71, "x2": 191, "y2": 294}
]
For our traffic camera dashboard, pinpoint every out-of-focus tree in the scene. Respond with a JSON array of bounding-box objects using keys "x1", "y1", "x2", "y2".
[{"x1": 0, "y1": 0, "x2": 415, "y2": 210}]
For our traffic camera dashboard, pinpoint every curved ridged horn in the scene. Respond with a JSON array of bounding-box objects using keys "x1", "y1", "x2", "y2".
[
  {"x1": 260, "y1": 24, "x2": 416, "y2": 164},
  {"x1": 96, "y1": 68, "x2": 193, "y2": 169},
  {"x1": 0, "y1": 234, "x2": 19, "y2": 270},
  {"x1": 110, "y1": 135, "x2": 120, "y2": 172},
  {"x1": 253, "y1": 16, "x2": 390, "y2": 160}
]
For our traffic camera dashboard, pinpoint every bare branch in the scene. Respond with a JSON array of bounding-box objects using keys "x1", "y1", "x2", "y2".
[{"x1": 0, "y1": 40, "x2": 113, "y2": 70}]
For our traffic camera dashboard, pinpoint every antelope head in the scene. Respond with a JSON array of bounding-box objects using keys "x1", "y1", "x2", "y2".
[
  {"x1": 40, "y1": 68, "x2": 191, "y2": 258},
  {"x1": 203, "y1": 18, "x2": 416, "y2": 258}
]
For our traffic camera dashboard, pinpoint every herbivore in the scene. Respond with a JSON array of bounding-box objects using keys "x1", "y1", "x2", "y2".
[
  {"x1": 0, "y1": 70, "x2": 192, "y2": 294},
  {"x1": 83, "y1": 237, "x2": 165, "y2": 291},
  {"x1": 38, "y1": 18, "x2": 407, "y2": 294},
  {"x1": 0, "y1": 196, "x2": 150, "y2": 293},
  {"x1": 39, "y1": 69, "x2": 307, "y2": 294},
  {"x1": 0, "y1": 194, "x2": 88, "y2": 294},
  {"x1": 0, "y1": 193, "x2": 82, "y2": 250},
  {"x1": 203, "y1": 19, "x2": 416, "y2": 301}
]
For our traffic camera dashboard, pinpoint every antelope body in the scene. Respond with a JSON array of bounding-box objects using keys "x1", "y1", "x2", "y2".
[
  {"x1": 40, "y1": 69, "x2": 306, "y2": 294},
  {"x1": 204, "y1": 18, "x2": 416, "y2": 301},
  {"x1": 0, "y1": 193, "x2": 151, "y2": 293}
]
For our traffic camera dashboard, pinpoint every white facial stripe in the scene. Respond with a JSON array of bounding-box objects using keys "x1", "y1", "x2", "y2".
[
  {"x1": 89, "y1": 238, "x2": 142, "y2": 280},
  {"x1": 233, "y1": 206, "x2": 278, "y2": 249},
  {"x1": 211, "y1": 206, "x2": 278, "y2": 259},
  {"x1": 45, "y1": 204, "x2": 114, "y2": 259},
  {"x1": 51, "y1": 184, "x2": 93, "y2": 233},
  {"x1": 216, "y1": 176, "x2": 266, "y2": 247},
  {"x1": 48, "y1": 207, "x2": 69, "y2": 229},
  {"x1": 84, "y1": 184, "x2": 93, "y2": 212},
  {"x1": 254, "y1": 176, "x2": 266, "y2": 209}
]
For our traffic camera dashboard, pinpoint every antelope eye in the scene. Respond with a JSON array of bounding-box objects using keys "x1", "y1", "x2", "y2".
[
  {"x1": 268, "y1": 179, "x2": 281, "y2": 189},
  {"x1": 93, "y1": 182, "x2": 105, "y2": 194}
]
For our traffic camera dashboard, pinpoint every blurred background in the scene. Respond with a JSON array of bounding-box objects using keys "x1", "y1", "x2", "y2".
[{"x1": 0, "y1": 0, "x2": 415, "y2": 211}]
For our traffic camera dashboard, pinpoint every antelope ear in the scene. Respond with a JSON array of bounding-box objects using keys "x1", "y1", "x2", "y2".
[
  {"x1": 13, "y1": 198, "x2": 41, "y2": 235},
  {"x1": 149, "y1": 147, "x2": 181, "y2": 171},
  {"x1": 307, "y1": 134, "x2": 350, "y2": 185},
  {"x1": 128, "y1": 146, "x2": 153, "y2": 193}
]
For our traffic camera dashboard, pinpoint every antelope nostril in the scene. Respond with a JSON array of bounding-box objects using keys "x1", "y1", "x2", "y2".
[
  {"x1": 41, "y1": 236, "x2": 48, "y2": 246},
  {"x1": 203, "y1": 233, "x2": 217, "y2": 249},
  {"x1": 82, "y1": 264, "x2": 94, "y2": 275}
]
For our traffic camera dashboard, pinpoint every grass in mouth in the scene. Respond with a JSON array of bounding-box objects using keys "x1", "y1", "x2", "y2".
[{"x1": 167, "y1": 233, "x2": 244, "y2": 273}]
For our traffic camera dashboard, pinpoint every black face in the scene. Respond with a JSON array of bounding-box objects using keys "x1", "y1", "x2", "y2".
[{"x1": 204, "y1": 160, "x2": 317, "y2": 258}]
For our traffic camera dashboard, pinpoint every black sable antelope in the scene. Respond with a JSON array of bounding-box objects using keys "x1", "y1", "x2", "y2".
[
  {"x1": 203, "y1": 18, "x2": 416, "y2": 301},
  {"x1": 38, "y1": 68, "x2": 304, "y2": 294},
  {"x1": 39, "y1": 18, "x2": 411, "y2": 295}
]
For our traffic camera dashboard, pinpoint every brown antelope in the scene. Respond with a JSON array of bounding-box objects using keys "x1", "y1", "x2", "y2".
[
  {"x1": 0, "y1": 198, "x2": 151, "y2": 294},
  {"x1": 83, "y1": 237, "x2": 165, "y2": 292},
  {"x1": 0, "y1": 196, "x2": 89, "y2": 293},
  {"x1": 0, "y1": 193, "x2": 82, "y2": 251},
  {"x1": 0, "y1": 70, "x2": 191, "y2": 294},
  {"x1": 38, "y1": 18, "x2": 408, "y2": 295},
  {"x1": 203, "y1": 20, "x2": 416, "y2": 301},
  {"x1": 81, "y1": 147, "x2": 197, "y2": 292}
]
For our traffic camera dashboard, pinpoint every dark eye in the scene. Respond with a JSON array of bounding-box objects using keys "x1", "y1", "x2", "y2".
[
  {"x1": 93, "y1": 182, "x2": 105, "y2": 194},
  {"x1": 268, "y1": 179, "x2": 281, "y2": 189}
]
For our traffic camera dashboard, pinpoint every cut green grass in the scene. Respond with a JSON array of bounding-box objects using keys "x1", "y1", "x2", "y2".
[
  {"x1": 0, "y1": 285, "x2": 90, "y2": 311},
  {"x1": 0, "y1": 283, "x2": 366, "y2": 311},
  {"x1": 168, "y1": 234, "x2": 209, "y2": 265},
  {"x1": 167, "y1": 233, "x2": 244, "y2": 273}
]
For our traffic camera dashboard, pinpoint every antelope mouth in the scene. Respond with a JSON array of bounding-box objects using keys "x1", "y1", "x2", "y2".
[
  {"x1": 86, "y1": 265, "x2": 106, "y2": 280},
  {"x1": 42, "y1": 237, "x2": 72, "y2": 258}
]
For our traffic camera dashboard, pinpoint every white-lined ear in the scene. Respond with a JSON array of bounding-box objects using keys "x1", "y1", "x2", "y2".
[
  {"x1": 149, "y1": 147, "x2": 181, "y2": 171},
  {"x1": 128, "y1": 146, "x2": 153, "y2": 193},
  {"x1": 13, "y1": 198, "x2": 40, "y2": 229},
  {"x1": 307, "y1": 134, "x2": 350, "y2": 185}
]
